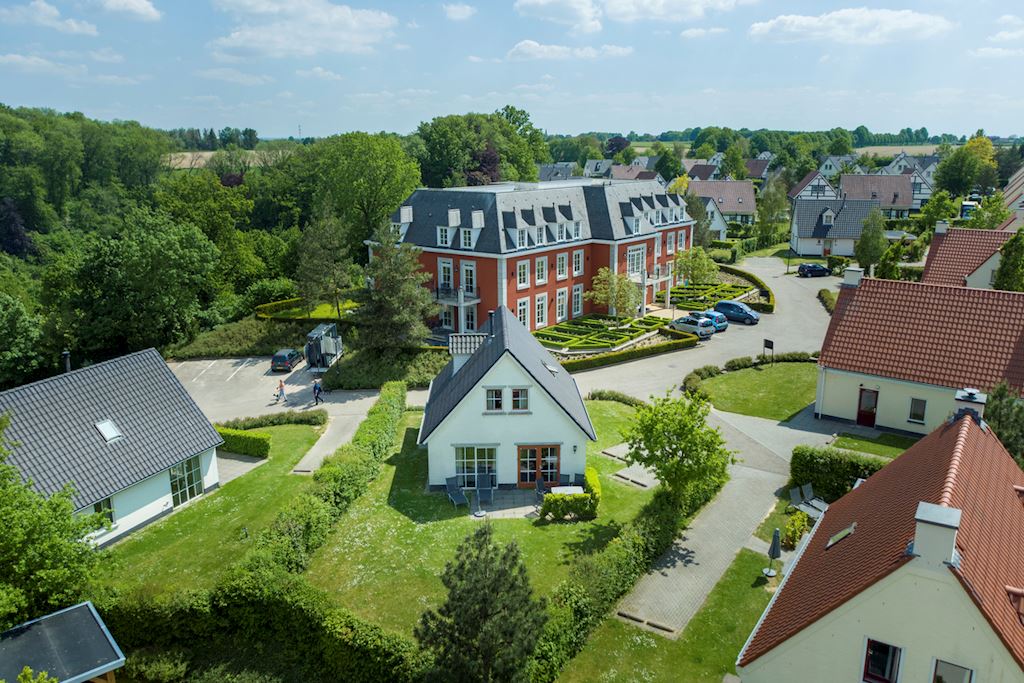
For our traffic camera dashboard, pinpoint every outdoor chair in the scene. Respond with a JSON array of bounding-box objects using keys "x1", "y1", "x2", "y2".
[
  {"x1": 573, "y1": 473, "x2": 586, "y2": 487},
  {"x1": 788, "y1": 487, "x2": 823, "y2": 520},
  {"x1": 535, "y1": 477, "x2": 547, "y2": 504},
  {"x1": 559, "y1": 473, "x2": 571, "y2": 486},
  {"x1": 800, "y1": 484, "x2": 829, "y2": 512},
  {"x1": 445, "y1": 476, "x2": 468, "y2": 508},
  {"x1": 475, "y1": 467, "x2": 494, "y2": 507}
]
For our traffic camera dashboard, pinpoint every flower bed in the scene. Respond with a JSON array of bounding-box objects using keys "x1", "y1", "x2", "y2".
[
  {"x1": 533, "y1": 314, "x2": 667, "y2": 352},
  {"x1": 653, "y1": 282, "x2": 754, "y2": 308}
]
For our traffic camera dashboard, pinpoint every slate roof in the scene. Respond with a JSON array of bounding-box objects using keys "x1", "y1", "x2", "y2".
[
  {"x1": 819, "y1": 278, "x2": 1024, "y2": 393},
  {"x1": 687, "y1": 163, "x2": 717, "y2": 181},
  {"x1": 791, "y1": 198, "x2": 880, "y2": 239},
  {"x1": 744, "y1": 158, "x2": 770, "y2": 179},
  {"x1": 583, "y1": 159, "x2": 613, "y2": 177},
  {"x1": 0, "y1": 349, "x2": 222, "y2": 510},
  {"x1": 688, "y1": 180, "x2": 756, "y2": 216},
  {"x1": 839, "y1": 174, "x2": 914, "y2": 209},
  {"x1": 537, "y1": 162, "x2": 578, "y2": 182},
  {"x1": 740, "y1": 414, "x2": 1024, "y2": 670},
  {"x1": 419, "y1": 306, "x2": 596, "y2": 443},
  {"x1": 921, "y1": 228, "x2": 1013, "y2": 286}
]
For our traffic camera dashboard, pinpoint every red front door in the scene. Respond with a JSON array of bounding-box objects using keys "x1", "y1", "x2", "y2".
[{"x1": 857, "y1": 389, "x2": 878, "y2": 427}]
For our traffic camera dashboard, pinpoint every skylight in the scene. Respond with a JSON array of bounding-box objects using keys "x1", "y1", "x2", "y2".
[
  {"x1": 95, "y1": 419, "x2": 123, "y2": 443},
  {"x1": 826, "y1": 522, "x2": 856, "y2": 549},
  {"x1": 543, "y1": 363, "x2": 560, "y2": 376}
]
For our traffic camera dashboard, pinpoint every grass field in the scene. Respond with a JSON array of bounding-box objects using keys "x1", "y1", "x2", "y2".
[
  {"x1": 303, "y1": 400, "x2": 647, "y2": 635},
  {"x1": 559, "y1": 549, "x2": 776, "y2": 682},
  {"x1": 266, "y1": 300, "x2": 358, "y2": 320},
  {"x1": 854, "y1": 144, "x2": 940, "y2": 156},
  {"x1": 100, "y1": 424, "x2": 323, "y2": 594},
  {"x1": 702, "y1": 363, "x2": 819, "y2": 421},
  {"x1": 833, "y1": 432, "x2": 919, "y2": 459}
]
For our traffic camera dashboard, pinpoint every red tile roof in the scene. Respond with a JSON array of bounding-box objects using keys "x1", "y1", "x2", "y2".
[
  {"x1": 740, "y1": 415, "x2": 1024, "y2": 669},
  {"x1": 839, "y1": 174, "x2": 914, "y2": 209},
  {"x1": 921, "y1": 228, "x2": 1012, "y2": 286},
  {"x1": 820, "y1": 278, "x2": 1024, "y2": 393}
]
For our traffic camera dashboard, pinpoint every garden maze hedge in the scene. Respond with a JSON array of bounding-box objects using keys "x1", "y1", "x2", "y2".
[
  {"x1": 533, "y1": 314, "x2": 666, "y2": 351},
  {"x1": 654, "y1": 282, "x2": 754, "y2": 308}
]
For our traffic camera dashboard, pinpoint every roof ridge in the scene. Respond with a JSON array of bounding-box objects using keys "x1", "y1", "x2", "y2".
[{"x1": 939, "y1": 416, "x2": 973, "y2": 507}]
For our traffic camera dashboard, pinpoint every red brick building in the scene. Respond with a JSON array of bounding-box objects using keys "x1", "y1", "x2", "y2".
[{"x1": 390, "y1": 179, "x2": 694, "y2": 332}]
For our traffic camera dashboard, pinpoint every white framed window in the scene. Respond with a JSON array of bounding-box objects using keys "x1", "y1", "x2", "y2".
[
  {"x1": 572, "y1": 249, "x2": 584, "y2": 276},
  {"x1": 536, "y1": 226, "x2": 546, "y2": 245},
  {"x1": 909, "y1": 398, "x2": 926, "y2": 424},
  {"x1": 439, "y1": 305, "x2": 453, "y2": 329},
  {"x1": 169, "y1": 455, "x2": 203, "y2": 507},
  {"x1": 572, "y1": 284, "x2": 583, "y2": 316},
  {"x1": 461, "y1": 229, "x2": 473, "y2": 249},
  {"x1": 512, "y1": 387, "x2": 530, "y2": 411},
  {"x1": 535, "y1": 293, "x2": 547, "y2": 328},
  {"x1": 627, "y1": 246, "x2": 644, "y2": 276},
  {"x1": 461, "y1": 262, "x2": 476, "y2": 295},
  {"x1": 863, "y1": 639, "x2": 901, "y2": 683},
  {"x1": 667, "y1": 232, "x2": 675, "y2": 254},
  {"x1": 455, "y1": 446, "x2": 496, "y2": 488},
  {"x1": 573, "y1": 221, "x2": 581, "y2": 239},
  {"x1": 557, "y1": 223, "x2": 566, "y2": 241},
  {"x1": 93, "y1": 497, "x2": 114, "y2": 523},
  {"x1": 678, "y1": 231, "x2": 686, "y2": 250},
  {"x1": 654, "y1": 263, "x2": 661, "y2": 279},
  {"x1": 535, "y1": 256, "x2": 548, "y2": 285},
  {"x1": 517, "y1": 261, "x2": 529, "y2": 289},
  {"x1": 485, "y1": 388, "x2": 503, "y2": 412},
  {"x1": 667, "y1": 261, "x2": 674, "y2": 284},
  {"x1": 438, "y1": 258, "x2": 453, "y2": 288},
  {"x1": 437, "y1": 226, "x2": 450, "y2": 247},
  {"x1": 932, "y1": 660, "x2": 972, "y2": 683},
  {"x1": 517, "y1": 228, "x2": 528, "y2": 249},
  {"x1": 654, "y1": 234, "x2": 662, "y2": 257},
  {"x1": 556, "y1": 288, "x2": 567, "y2": 322},
  {"x1": 465, "y1": 305, "x2": 476, "y2": 331},
  {"x1": 517, "y1": 298, "x2": 530, "y2": 327},
  {"x1": 556, "y1": 253, "x2": 568, "y2": 280}
]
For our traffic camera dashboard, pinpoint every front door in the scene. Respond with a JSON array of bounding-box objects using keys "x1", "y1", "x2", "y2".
[
  {"x1": 823, "y1": 240, "x2": 833, "y2": 256},
  {"x1": 857, "y1": 388, "x2": 878, "y2": 427},
  {"x1": 518, "y1": 445, "x2": 560, "y2": 488}
]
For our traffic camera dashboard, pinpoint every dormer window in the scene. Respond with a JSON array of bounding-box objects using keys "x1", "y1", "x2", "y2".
[
  {"x1": 437, "y1": 226, "x2": 451, "y2": 246},
  {"x1": 536, "y1": 226, "x2": 546, "y2": 245},
  {"x1": 517, "y1": 228, "x2": 528, "y2": 249},
  {"x1": 557, "y1": 223, "x2": 566, "y2": 241},
  {"x1": 471, "y1": 210, "x2": 484, "y2": 229},
  {"x1": 822, "y1": 209, "x2": 835, "y2": 226},
  {"x1": 572, "y1": 221, "x2": 581, "y2": 239}
]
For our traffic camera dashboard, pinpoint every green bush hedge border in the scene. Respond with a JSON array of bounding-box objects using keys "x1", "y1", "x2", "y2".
[
  {"x1": 719, "y1": 264, "x2": 776, "y2": 313},
  {"x1": 818, "y1": 288, "x2": 836, "y2": 315},
  {"x1": 214, "y1": 426, "x2": 271, "y2": 458},
  {"x1": 584, "y1": 390, "x2": 646, "y2": 408},
  {"x1": 560, "y1": 328, "x2": 699, "y2": 373},
  {"x1": 218, "y1": 409, "x2": 328, "y2": 431},
  {"x1": 790, "y1": 444, "x2": 886, "y2": 502}
]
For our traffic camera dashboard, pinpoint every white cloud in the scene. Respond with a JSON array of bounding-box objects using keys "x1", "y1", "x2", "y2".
[
  {"x1": 604, "y1": 0, "x2": 754, "y2": 23},
  {"x1": 997, "y1": 14, "x2": 1024, "y2": 26},
  {"x1": 443, "y1": 3, "x2": 476, "y2": 20},
  {"x1": 98, "y1": 0, "x2": 161, "y2": 21},
  {"x1": 0, "y1": 0, "x2": 97, "y2": 35},
  {"x1": 749, "y1": 8, "x2": 954, "y2": 45},
  {"x1": 514, "y1": 82, "x2": 555, "y2": 92},
  {"x1": 467, "y1": 54, "x2": 501, "y2": 63},
  {"x1": 197, "y1": 67, "x2": 274, "y2": 85},
  {"x1": 514, "y1": 0, "x2": 602, "y2": 34},
  {"x1": 211, "y1": 0, "x2": 397, "y2": 58},
  {"x1": 0, "y1": 53, "x2": 87, "y2": 77},
  {"x1": 506, "y1": 39, "x2": 632, "y2": 60},
  {"x1": 969, "y1": 46, "x2": 1024, "y2": 58},
  {"x1": 94, "y1": 73, "x2": 148, "y2": 85},
  {"x1": 296, "y1": 65, "x2": 342, "y2": 80},
  {"x1": 988, "y1": 21, "x2": 1024, "y2": 43},
  {"x1": 89, "y1": 47, "x2": 124, "y2": 63},
  {"x1": 680, "y1": 26, "x2": 726, "y2": 38}
]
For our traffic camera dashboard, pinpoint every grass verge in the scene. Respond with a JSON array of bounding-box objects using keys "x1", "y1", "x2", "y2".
[
  {"x1": 322, "y1": 347, "x2": 449, "y2": 389},
  {"x1": 164, "y1": 317, "x2": 310, "y2": 360},
  {"x1": 754, "y1": 497, "x2": 790, "y2": 543},
  {"x1": 833, "y1": 432, "x2": 919, "y2": 459},
  {"x1": 702, "y1": 363, "x2": 818, "y2": 421}
]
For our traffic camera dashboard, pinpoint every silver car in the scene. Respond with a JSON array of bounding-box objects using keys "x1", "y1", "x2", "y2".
[{"x1": 669, "y1": 315, "x2": 715, "y2": 340}]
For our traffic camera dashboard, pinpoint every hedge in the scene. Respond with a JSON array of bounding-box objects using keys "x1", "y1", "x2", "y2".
[
  {"x1": 560, "y1": 330, "x2": 698, "y2": 373},
  {"x1": 539, "y1": 465, "x2": 602, "y2": 521},
  {"x1": 718, "y1": 264, "x2": 776, "y2": 313},
  {"x1": 818, "y1": 288, "x2": 836, "y2": 314},
  {"x1": 215, "y1": 426, "x2": 271, "y2": 458},
  {"x1": 254, "y1": 297, "x2": 304, "y2": 319},
  {"x1": 683, "y1": 353, "x2": 817, "y2": 399},
  {"x1": 826, "y1": 255, "x2": 850, "y2": 275},
  {"x1": 584, "y1": 390, "x2": 645, "y2": 408},
  {"x1": 323, "y1": 347, "x2": 449, "y2": 390},
  {"x1": 218, "y1": 409, "x2": 329, "y2": 431},
  {"x1": 899, "y1": 265, "x2": 924, "y2": 282},
  {"x1": 790, "y1": 445, "x2": 886, "y2": 502}
]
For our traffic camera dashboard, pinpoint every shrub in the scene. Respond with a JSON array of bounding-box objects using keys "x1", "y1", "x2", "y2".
[
  {"x1": 682, "y1": 371, "x2": 708, "y2": 399},
  {"x1": 323, "y1": 348, "x2": 448, "y2": 390},
  {"x1": 253, "y1": 493, "x2": 336, "y2": 572},
  {"x1": 724, "y1": 356, "x2": 754, "y2": 371},
  {"x1": 782, "y1": 511, "x2": 810, "y2": 550},
  {"x1": 756, "y1": 351, "x2": 814, "y2": 363},
  {"x1": 790, "y1": 445, "x2": 886, "y2": 502},
  {"x1": 709, "y1": 248, "x2": 733, "y2": 264},
  {"x1": 584, "y1": 390, "x2": 645, "y2": 408},
  {"x1": 215, "y1": 426, "x2": 271, "y2": 458},
  {"x1": 584, "y1": 466, "x2": 601, "y2": 507},
  {"x1": 826, "y1": 255, "x2": 850, "y2": 275},
  {"x1": 242, "y1": 278, "x2": 298, "y2": 313},
  {"x1": 164, "y1": 318, "x2": 309, "y2": 360},
  {"x1": 539, "y1": 493, "x2": 598, "y2": 521},
  {"x1": 818, "y1": 288, "x2": 836, "y2": 314},
  {"x1": 718, "y1": 264, "x2": 775, "y2": 313},
  {"x1": 219, "y1": 409, "x2": 328, "y2": 430},
  {"x1": 694, "y1": 364, "x2": 721, "y2": 379},
  {"x1": 254, "y1": 297, "x2": 304, "y2": 319},
  {"x1": 123, "y1": 648, "x2": 191, "y2": 683},
  {"x1": 560, "y1": 333, "x2": 698, "y2": 373},
  {"x1": 899, "y1": 265, "x2": 924, "y2": 282}
]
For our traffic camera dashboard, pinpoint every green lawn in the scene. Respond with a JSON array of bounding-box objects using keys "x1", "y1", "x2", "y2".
[
  {"x1": 737, "y1": 242, "x2": 791, "y2": 260},
  {"x1": 754, "y1": 496, "x2": 790, "y2": 543},
  {"x1": 559, "y1": 549, "x2": 776, "y2": 682},
  {"x1": 833, "y1": 432, "x2": 919, "y2": 459},
  {"x1": 267, "y1": 300, "x2": 358, "y2": 320},
  {"x1": 100, "y1": 424, "x2": 323, "y2": 594},
  {"x1": 303, "y1": 400, "x2": 647, "y2": 636},
  {"x1": 702, "y1": 363, "x2": 819, "y2": 421}
]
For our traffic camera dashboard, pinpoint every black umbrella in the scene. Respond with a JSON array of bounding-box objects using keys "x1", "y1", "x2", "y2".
[{"x1": 763, "y1": 528, "x2": 782, "y2": 578}]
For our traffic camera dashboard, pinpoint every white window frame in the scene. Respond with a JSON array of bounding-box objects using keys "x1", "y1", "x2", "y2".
[
  {"x1": 678, "y1": 230, "x2": 686, "y2": 250},
  {"x1": 461, "y1": 261, "x2": 476, "y2": 295},
  {"x1": 535, "y1": 293, "x2": 547, "y2": 328},
  {"x1": 517, "y1": 297, "x2": 530, "y2": 327},
  {"x1": 572, "y1": 284, "x2": 583, "y2": 317},
  {"x1": 169, "y1": 455, "x2": 203, "y2": 508},
  {"x1": 573, "y1": 221, "x2": 582, "y2": 239},
  {"x1": 654, "y1": 233, "x2": 662, "y2": 257},
  {"x1": 439, "y1": 305, "x2": 454, "y2": 329},
  {"x1": 627, "y1": 246, "x2": 645, "y2": 276},
  {"x1": 557, "y1": 223, "x2": 566, "y2": 241},
  {"x1": 536, "y1": 226, "x2": 546, "y2": 245},
  {"x1": 517, "y1": 261, "x2": 529, "y2": 290},
  {"x1": 535, "y1": 256, "x2": 548, "y2": 285},
  {"x1": 667, "y1": 232, "x2": 675, "y2": 254},
  {"x1": 438, "y1": 258, "x2": 454, "y2": 288},
  {"x1": 512, "y1": 387, "x2": 530, "y2": 411},
  {"x1": 461, "y1": 229, "x2": 473, "y2": 249},
  {"x1": 454, "y1": 445, "x2": 496, "y2": 489},
  {"x1": 556, "y1": 288, "x2": 567, "y2": 322},
  {"x1": 465, "y1": 304, "x2": 477, "y2": 331},
  {"x1": 556, "y1": 253, "x2": 568, "y2": 280},
  {"x1": 517, "y1": 228, "x2": 528, "y2": 249},
  {"x1": 485, "y1": 388, "x2": 503, "y2": 412},
  {"x1": 437, "y1": 226, "x2": 450, "y2": 247},
  {"x1": 572, "y1": 249, "x2": 584, "y2": 276}
]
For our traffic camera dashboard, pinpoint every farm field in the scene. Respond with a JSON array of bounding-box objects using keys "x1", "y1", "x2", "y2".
[{"x1": 854, "y1": 144, "x2": 940, "y2": 156}]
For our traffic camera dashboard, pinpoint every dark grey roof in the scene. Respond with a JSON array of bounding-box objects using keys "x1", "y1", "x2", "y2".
[
  {"x1": 538, "y1": 162, "x2": 577, "y2": 182},
  {"x1": 419, "y1": 307, "x2": 596, "y2": 443},
  {"x1": 583, "y1": 159, "x2": 613, "y2": 177},
  {"x1": 792, "y1": 198, "x2": 881, "y2": 239},
  {"x1": 0, "y1": 602, "x2": 124, "y2": 683},
  {"x1": 0, "y1": 349, "x2": 222, "y2": 509}
]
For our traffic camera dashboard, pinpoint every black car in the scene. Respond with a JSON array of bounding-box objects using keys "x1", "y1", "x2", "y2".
[
  {"x1": 798, "y1": 263, "x2": 831, "y2": 278},
  {"x1": 271, "y1": 348, "x2": 304, "y2": 372}
]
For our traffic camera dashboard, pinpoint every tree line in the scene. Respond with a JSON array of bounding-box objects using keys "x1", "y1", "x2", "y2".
[{"x1": 165, "y1": 126, "x2": 259, "y2": 151}]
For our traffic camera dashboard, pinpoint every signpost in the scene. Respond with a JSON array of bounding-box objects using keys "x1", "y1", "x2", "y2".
[{"x1": 763, "y1": 338, "x2": 774, "y2": 366}]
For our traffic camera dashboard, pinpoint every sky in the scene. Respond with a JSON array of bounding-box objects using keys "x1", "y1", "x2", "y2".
[{"x1": 0, "y1": 0, "x2": 1022, "y2": 138}]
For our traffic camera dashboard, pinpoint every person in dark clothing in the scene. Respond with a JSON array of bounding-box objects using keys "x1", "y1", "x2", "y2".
[{"x1": 313, "y1": 379, "x2": 324, "y2": 405}]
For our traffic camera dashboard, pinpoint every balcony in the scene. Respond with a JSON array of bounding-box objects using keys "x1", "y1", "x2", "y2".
[{"x1": 434, "y1": 286, "x2": 481, "y2": 306}]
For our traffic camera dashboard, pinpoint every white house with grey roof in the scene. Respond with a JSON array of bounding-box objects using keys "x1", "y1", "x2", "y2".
[
  {"x1": 0, "y1": 348, "x2": 222, "y2": 546},
  {"x1": 418, "y1": 307, "x2": 595, "y2": 490},
  {"x1": 789, "y1": 197, "x2": 881, "y2": 257}
]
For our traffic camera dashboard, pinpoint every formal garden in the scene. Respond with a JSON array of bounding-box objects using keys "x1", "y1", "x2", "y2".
[
  {"x1": 533, "y1": 314, "x2": 667, "y2": 351},
  {"x1": 654, "y1": 282, "x2": 754, "y2": 309}
]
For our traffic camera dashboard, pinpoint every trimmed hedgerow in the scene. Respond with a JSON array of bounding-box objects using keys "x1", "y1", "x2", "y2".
[
  {"x1": 218, "y1": 409, "x2": 328, "y2": 431},
  {"x1": 538, "y1": 466, "x2": 603, "y2": 522},
  {"x1": 790, "y1": 445, "x2": 886, "y2": 502},
  {"x1": 818, "y1": 288, "x2": 836, "y2": 315},
  {"x1": 215, "y1": 426, "x2": 271, "y2": 458},
  {"x1": 584, "y1": 390, "x2": 645, "y2": 408},
  {"x1": 560, "y1": 331, "x2": 698, "y2": 373},
  {"x1": 719, "y1": 264, "x2": 776, "y2": 313},
  {"x1": 724, "y1": 356, "x2": 754, "y2": 371}
]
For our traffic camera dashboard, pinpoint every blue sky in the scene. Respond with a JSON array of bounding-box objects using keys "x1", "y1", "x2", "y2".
[{"x1": 0, "y1": 0, "x2": 1021, "y2": 138}]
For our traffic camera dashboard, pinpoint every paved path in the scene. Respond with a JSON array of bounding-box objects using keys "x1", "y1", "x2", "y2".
[{"x1": 216, "y1": 452, "x2": 265, "y2": 484}]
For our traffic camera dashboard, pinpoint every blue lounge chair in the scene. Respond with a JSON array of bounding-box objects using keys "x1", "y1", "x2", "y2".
[{"x1": 446, "y1": 476, "x2": 468, "y2": 508}]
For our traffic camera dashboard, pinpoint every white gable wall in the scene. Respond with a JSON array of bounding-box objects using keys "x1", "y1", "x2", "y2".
[
  {"x1": 966, "y1": 251, "x2": 1002, "y2": 289},
  {"x1": 739, "y1": 559, "x2": 1021, "y2": 682},
  {"x1": 424, "y1": 353, "x2": 588, "y2": 487}
]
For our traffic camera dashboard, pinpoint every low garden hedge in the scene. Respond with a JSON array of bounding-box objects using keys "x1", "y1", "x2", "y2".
[
  {"x1": 215, "y1": 426, "x2": 271, "y2": 458},
  {"x1": 719, "y1": 264, "x2": 776, "y2": 313},
  {"x1": 818, "y1": 288, "x2": 836, "y2": 314},
  {"x1": 560, "y1": 330, "x2": 698, "y2": 373},
  {"x1": 538, "y1": 466, "x2": 602, "y2": 522},
  {"x1": 534, "y1": 314, "x2": 666, "y2": 351},
  {"x1": 826, "y1": 255, "x2": 850, "y2": 275},
  {"x1": 790, "y1": 445, "x2": 886, "y2": 502},
  {"x1": 219, "y1": 409, "x2": 328, "y2": 431},
  {"x1": 323, "y1": 347, "x2": 449, "y2": 390},
  {"x1": 683, "y1": 353, "x2": 817, "y2": 399},
  {"x1": 584, "y1": 390, "x2": 646, "y2": 408},
  {"x1": 654, "y1": 282, "x2": 753, "y2": 308}
]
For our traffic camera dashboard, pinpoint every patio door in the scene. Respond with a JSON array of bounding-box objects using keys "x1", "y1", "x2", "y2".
[
  {"x1": 857, "y1": 388, "x2": 879, "y2": 427},
  {"x1": 518, "y1": 445, "x2": 559, "y2": 488}
]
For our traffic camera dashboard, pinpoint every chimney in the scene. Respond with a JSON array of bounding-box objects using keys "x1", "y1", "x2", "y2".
[
  {"x1": 61, "y1": 350, "x2": 71, "y2": 373},
  {"x1": 842, "y1": 267, "x2": 864, "y2": 288},
  {"x1": 912, "y1": 501, "x2": 961, "y2": 569},
  {"x1": 488, "y1": 310, "x2": 495, "y2": 338},
  {"x1": 448, "y1": 333, "x2": 487, "y2": 374},
  {"x1": 935, "y1": 220, "x2": 949, "y2": 235},
  {"x1": 953, "y1": 388, "x2": 987, "y2": 420}
]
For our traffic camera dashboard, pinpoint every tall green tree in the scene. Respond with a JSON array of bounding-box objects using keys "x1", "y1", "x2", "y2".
[
  {"x1": 0, "y1": 415, "x2": 104, "y2": 631},
  {"x1": 985, "y1": 381, "x2": 1024, "y2": 465},
  {"x1": 624, "y1": 393, "x2": 731, "y2": 501},
  {"x1": 583, "y1": 267, "x2": 642, "y2": 317},
  {"x1": 675, "y1": 247, "x2": 719, "y2": 284},
  {"x1": 993, "y1": 230, "x2": 1024, "y2": 292},
  {"x1": 720, "y1": 143, "x2": 747, "y2": 179},
  {"x1": 916, "y1": 190, "x2": 957, "y2": 233},
  {"x1": 965, "y1": 193, "x2": 1011, "y2": 230},
  {"x1": 354, "y1": 223, "x2": 436, "y2": 353},
  {"x1": 154, "y1": 170, "x2": 253, "y2": 245},
  {"x1": 874, "y1": 242, "x2": 904, "y2": 280},
  {"x1": 0, "y1": 293, "x2": 44, "y2": 389},
  {"x1": 416, "y1": 525, "x2": 547, "y2": 683},
  {"x1": 416, "y1": 112, "x2": 539, "y2": 188},
  {"x1": 295, "y1": 212, "x2": 353, "y2": 319},
  {"x1": 854, "y1": 209, "x2": 888, "y2": 276},
  {"x1": 683, "y1": 194, "x2": 712, "y2": 247},
  {"x1": 654, "y1": 153, "x2": 682, "y2": 181},
  {"x1": 754, "y1": 177, "x2": 788, "y2": 240}
]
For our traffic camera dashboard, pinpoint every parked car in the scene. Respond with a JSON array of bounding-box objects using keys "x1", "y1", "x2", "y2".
[
  {"x1": 714, "y1": 300, "x2": 760, "y2": 325},
  {"x1": 692, "y1": 310, "x2": 729, "y2": 332},
  {"x1": 669, "y1": 315, "x2": 716, "y2": 340},
  {"x1": 798, "y1": 263, "x2": 831, "y2": 278},
  {"x1": 271, "y1": 348, "x2": 304, "y2": 372}
]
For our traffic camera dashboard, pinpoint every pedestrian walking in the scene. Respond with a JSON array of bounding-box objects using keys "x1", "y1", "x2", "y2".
[
  {"x1": 313, "y1": 379, "x2": 323, "y2": 406},
  {"x1": 276, "y1": 379, "x2": 287, "y2": 403}
]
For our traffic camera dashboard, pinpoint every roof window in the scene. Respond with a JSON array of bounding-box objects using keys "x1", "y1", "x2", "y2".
[
  {"x1": 826, "y1": 522, "x2": 856, "y2": 549},
  {"x1": 95, "y1": 419, "x2": 123, "y2": 443}
]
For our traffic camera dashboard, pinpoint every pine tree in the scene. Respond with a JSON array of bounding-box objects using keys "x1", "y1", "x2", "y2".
[
  {"x1": 993, "y1": 230, "x2": 1024, "y2": 292},
  {"x1": 416, "y1": 526, "x2": 547, "y2": 683}
]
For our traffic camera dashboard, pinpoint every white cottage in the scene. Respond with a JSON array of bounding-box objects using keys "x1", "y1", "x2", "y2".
[
  {"x1": 418, "y1": 306, "x2": 596, "y2": 490},
  {"x1": 0, "y1": 349, "x2": 222, "y2": 546}
]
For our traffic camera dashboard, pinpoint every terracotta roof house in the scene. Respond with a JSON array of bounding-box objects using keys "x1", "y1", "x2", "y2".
[
  {"x1": 687, "y1": 163, "x2": 719, "y2": 181},
  {"x1": 1001, "y1": 165, "x2": 1024, "y2": 232},
  {"x1": 688, "y1": 180, "x2": 756, "y2": 224},
  {"x1": 921, "y1": 222, "x2": 1013, "y2": 288},
  {"x1": 788, "y1": 170, "x2": 838, "y2": 201},
  {"x1": 789, "y1": 197, "x2": 880, "y2": 257},
  {"x1": 839, "y1": 174, "x2": 914, "y2": 218},
  {"x1": 738, "y1": 409, "x2": 1024, "y2": 683},
  {"x1": 815, "y1": 269, "x2": 1024, "y2": 434}
]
